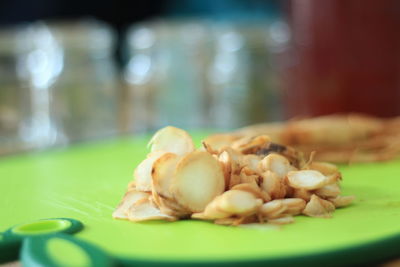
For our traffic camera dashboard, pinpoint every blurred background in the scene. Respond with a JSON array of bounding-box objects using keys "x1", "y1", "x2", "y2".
[{"x1": 1, "y1": 0, "x2": 400, "y2": 155}]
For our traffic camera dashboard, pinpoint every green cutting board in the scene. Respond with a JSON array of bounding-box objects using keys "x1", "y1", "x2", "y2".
[{"x1": 1, "y1": 134, "x2": 400, "y2": 266}]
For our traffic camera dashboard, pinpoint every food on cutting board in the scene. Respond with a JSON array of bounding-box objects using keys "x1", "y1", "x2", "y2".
[
  {"x1": 113, "y1": 126, "x2": 354, "y2": 226},
  {"x1": 206, "y1": 114, "x2": 400, "y2": 163}
]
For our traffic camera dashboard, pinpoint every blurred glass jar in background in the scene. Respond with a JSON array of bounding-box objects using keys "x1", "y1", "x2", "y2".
[
  {"x1": 124, "y1": 19, "x2": 284, "y2": 132},
  {"x1": 0, "y1": 24, "x2": 66, "y2": 154},
  {"x1": 0, "y1": 28, "x2": 27, "y2": 154},
  {"x1": 208, "y1": 21, "x2": 285, "y2": 129},
  {"x1": 15, "y1": 22, "x2": 66, "y2": 149},
  {"x1": 48, "y1": 20, "x2": 119, "y2": 142},
  {"x1": 0, "y1": 20, "x2": 118, "y2": 155},
  {"x1": 124, "y1": 20, "x2": 211, "y2": 132},
  {"x1": 123, "y1": 23, "x2": 160, "y2": 133},
  {"x1": 207, "y1": 24, "x2": 250, "y2": 129}
]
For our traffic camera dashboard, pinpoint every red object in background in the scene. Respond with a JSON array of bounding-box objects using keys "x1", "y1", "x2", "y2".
[{"x1": 282, "y1": 0, "x2": 400, "y2": 118}]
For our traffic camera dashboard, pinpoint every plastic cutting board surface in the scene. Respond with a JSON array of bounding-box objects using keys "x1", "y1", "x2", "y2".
[{"x1": 1, "y1": 135, "x2": 400, "y2": 266}]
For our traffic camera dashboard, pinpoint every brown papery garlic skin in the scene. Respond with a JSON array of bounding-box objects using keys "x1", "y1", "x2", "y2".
[{"x1": 113, "y1": 126, "x2": 354, "y2": 226}]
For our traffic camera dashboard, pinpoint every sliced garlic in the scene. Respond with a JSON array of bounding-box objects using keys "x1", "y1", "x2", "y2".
[
  {"x1": 112, "y1": 190, "x2": 149, "y2": 219},
  {"x1": 171, "y1": 151, "x2": 225, "y2": 212},
  {"x1": 287, "y1": 170, "x2": 328, "y2": 190},
  {"x1": 148, "y1": 126, "x2": 195, "y2": 156},
  {"x1": 303, "y1": 194, "x2": 335, "y2": 218}
]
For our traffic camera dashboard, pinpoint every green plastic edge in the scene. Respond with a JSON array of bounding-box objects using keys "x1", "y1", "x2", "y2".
[
  {"x1": 1, "y1": 218, "x2": 83, "y2": 263},
  {"x1": 3, "y1": 218, "x2": 83, "y2": 241},
  {"x1": 21, "y1": 233, "x2": 115, "y2": 267},
  {"x1": 11, "y1": 219, "x2": 72, "y2": 236},
  {"x1": 116, "y1": 233, "x2": 400, "y2": 267},
  {"x1": 0, "y1": 232, "x2": 20, "y2": 264}
]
